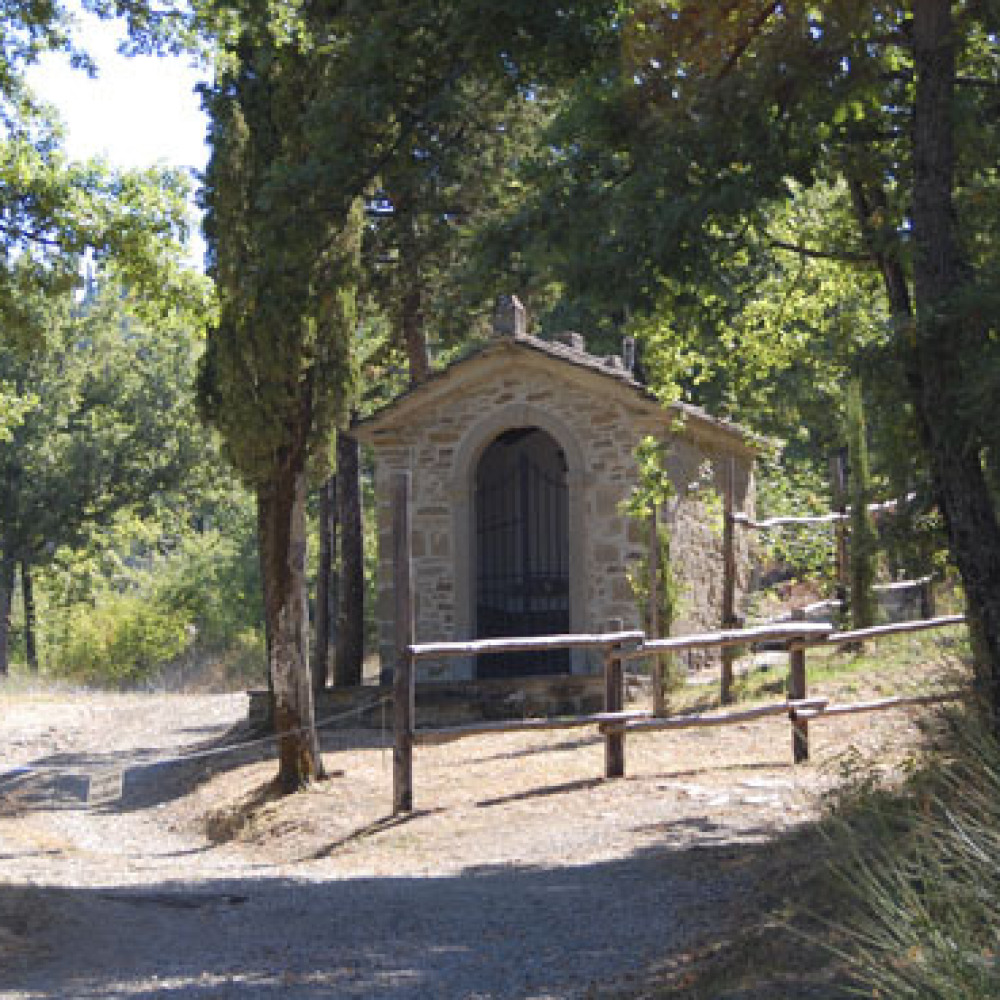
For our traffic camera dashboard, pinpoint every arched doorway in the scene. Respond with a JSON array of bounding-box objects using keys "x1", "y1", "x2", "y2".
[{"x1": 475, "y1": 427, "x2": 570, "y2": 678}]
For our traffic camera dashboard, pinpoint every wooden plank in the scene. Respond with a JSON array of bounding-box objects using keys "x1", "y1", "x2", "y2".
[
  {"x1": 733, "y1": 494, "x2": 916, "y2": 532},
  {"x1": 791, "y1": 691, "x2": 963, "y2": 721},
  {"x1": 633, "y1": 621, "x2": 834, "y2": 657},
  {"x1": 817, "y1": 614, "x2": 966, "y2": 647},
  {"x1": 409, "y1": 630, "x2": 645, "y2": 660},
  {"x1": 788, "y1": 609, "x2": 808, "y2": 763},
  {"x1": 392, "y1": 471, "x2": 414, "y2": 814},
  {"x1": 605, "y1": 618, "x2": 625, "y2": 779},
  {"x1": 872, "y1": 575, "x2": 933, "y2": 593},
  {"x1": 413, "y1": 710, "x2": 652, "y2": 747},
  {"x1": 602, "y1": 698, "x2": 829, "y2": 734},
  {"x1": 733, "y1": 511, "x2": 846, "y2": 529}
]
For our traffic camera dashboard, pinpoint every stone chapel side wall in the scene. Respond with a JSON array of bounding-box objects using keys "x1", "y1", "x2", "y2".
[{"x1": 660, "y1": 436, "x2": 754, "y2": 669}]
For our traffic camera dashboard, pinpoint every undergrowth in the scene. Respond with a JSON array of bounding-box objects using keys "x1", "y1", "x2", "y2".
[
  {"x1": 825, "y1": 705, "x2": 1000, "y2": 999},
  {"x1": 657, "y1": 700, "x2": 1000, "y2": 1000}
]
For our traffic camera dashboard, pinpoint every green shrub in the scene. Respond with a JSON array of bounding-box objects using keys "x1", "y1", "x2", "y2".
[
  {"x1": 49, "y1": 592, "x2": 192, "y2": 686},
  {"x1": 756, "y1": 451, "x2": 837, "y2": 583},
  {"x1": 153, "y1": 529, "x2": 262, "y2": 649}
]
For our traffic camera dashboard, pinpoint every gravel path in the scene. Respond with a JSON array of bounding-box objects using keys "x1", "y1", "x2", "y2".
[{"x1": 0, "y1": 688, "x2": 912, "y2": 999}]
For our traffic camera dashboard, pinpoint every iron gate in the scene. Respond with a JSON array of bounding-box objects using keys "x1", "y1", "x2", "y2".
[{"x1": 475, "y1": 431, "x2": 570, "y2": 678}]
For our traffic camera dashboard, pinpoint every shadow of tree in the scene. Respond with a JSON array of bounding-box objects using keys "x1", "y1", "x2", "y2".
[{"x1": 0, "y1": 823, "x2": 852, "y2": 1000}]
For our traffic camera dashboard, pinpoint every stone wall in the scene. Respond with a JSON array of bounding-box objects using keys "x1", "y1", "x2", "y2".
[{"x1": 363, "y1": 349, "x2": 754, "y2": 681}]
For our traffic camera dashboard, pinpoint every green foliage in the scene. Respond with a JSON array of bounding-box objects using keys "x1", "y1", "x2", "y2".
[
  {"x1": 625, "y1": 436, "x2": 685, "y2": 686},
  {"x1": 0, "y1": 284, "x2": 211, "y2": 571},
  {"x1": 755, "y1": 452, "x2": 836, "y2": 583},
  {"x1": 153, "y1": 528, "x2": 262, "y2": 650},
  {"x1": 198, "y1": 11, "x2": 363, "y2": 486},
  {"x1": 1, "y1": 100, "x2": 202, "y2": 349},
  {"x1": 38, "y1": 503, "x2": 264, "y2": 687},
  {"x1": 628, "y1": 518, "x2": 683, "y2": 690},
  {"x1": 48, "y1": 590, "x2": 192, "y2": 686}
]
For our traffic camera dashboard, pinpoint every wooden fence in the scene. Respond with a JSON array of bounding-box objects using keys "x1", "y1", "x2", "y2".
[
  {"x1": 389, "y1": 470, "x2": 966, "y2": 813},
  {"x1": 720, "y1": 472, "x2": 931, "y2": 704}
]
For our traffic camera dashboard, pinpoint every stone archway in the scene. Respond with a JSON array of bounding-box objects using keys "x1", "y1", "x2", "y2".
[{"x1": 474, "y1": 427, "x2": 570, "y2": 678}]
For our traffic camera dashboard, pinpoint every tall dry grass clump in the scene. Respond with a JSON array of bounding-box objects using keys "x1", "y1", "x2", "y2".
[{"x1": 829, "y1": 707, "x2": 1000, "y2": 998}]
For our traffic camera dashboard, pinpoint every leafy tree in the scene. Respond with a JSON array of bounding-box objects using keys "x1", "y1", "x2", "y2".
[
  {"x1": 0, "y1": 283, "x2": 211, "y2": 674},
  {"x1": 198, "y1": 0, "x2": 622, "y2": 788},
  {"x1": 504, "y1": 1, "x2": 1000, "y2": 720}
]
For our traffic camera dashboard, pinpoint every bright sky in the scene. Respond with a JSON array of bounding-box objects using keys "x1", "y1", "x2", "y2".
[
  {"x1": 26, "y1": 10, "x2": 209, "y2": 171},
  {"x1": 25, "y1": 8, "x2": 210, "y2": 262}
]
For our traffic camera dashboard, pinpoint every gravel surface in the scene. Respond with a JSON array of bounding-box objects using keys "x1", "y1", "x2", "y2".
[{"x1": 0, "y1": 687, "x2": 922, "y2": 999}]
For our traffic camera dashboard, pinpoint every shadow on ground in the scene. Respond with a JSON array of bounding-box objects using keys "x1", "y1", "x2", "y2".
[
  {"x1": 0, "y1": 721, "x2": 391, "y2": 818},
  {"x1": 0, "y1": 825, "x2": 852, "y2": 1000}
]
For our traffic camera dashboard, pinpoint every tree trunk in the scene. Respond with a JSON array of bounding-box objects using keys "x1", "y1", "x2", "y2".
[
  {"x1": 21, "y1": 560, "x2": 37, "y2": 673},
  {"x1": 401, "y1": 278, "x2": 430, "y2": 385},
  {"x1": 256, "y1": 493, "x2": 276, "y2": 731},
  {"x1": 258, "y1": 469, "x2": 325, "y2": 791},
  {"x1": 911, "y1": 2, "x2": 1000, "y2": 721},
  {"x1": 335, "y1": 431, "x2": 364, "y2": 688},
  {"x1": 313, "y1": 474, "x2": 338, "y2": 695},
  {"x1": 0, "y1": 555, "x2": 14, "y2": 676},
  {"x1": 846, "y1": 376, "x2": 877, "y2": 632}
]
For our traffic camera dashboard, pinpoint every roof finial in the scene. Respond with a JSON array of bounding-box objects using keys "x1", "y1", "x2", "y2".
[{"x1": 492, "y1": 294, "x2": 527, "y2": 340}]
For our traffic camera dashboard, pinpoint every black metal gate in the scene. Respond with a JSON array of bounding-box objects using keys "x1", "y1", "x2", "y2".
[{"x1": 475, "y1": 429, "x2": 570, "y2": 678}]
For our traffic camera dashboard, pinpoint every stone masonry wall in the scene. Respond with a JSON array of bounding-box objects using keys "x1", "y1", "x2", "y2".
[{"x1": 367, "y1": 355, "x2": 753, "y2": 681}]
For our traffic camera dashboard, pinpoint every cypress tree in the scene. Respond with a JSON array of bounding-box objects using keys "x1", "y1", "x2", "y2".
[{"x1": 198, "y1": 16, "x2": 363, "y2": 792}]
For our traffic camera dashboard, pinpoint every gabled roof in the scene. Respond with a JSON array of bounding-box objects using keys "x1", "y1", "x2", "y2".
[{"x1": 353, "y1": 332, "x2": 760, "y2": 455}]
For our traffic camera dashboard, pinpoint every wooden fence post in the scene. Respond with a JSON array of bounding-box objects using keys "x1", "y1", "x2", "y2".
[
  {"x1": 920, "y1": 577, "x2": 936, "y2": 620},
  {"x1": 604, "y1": 617, "x2": 625, "y2": 778},
  {"x1": 649, "y1": 506, "x2": 666, "y2": 716},
  {"x1": 721, "y1": 457, "x2": 738, "y2": 705},
  {"x1": 788, "y1": 608, "x2": 809, "y2": 763},
  {"x1": 392, "y1": 471, "x2": 415, "y2": 813}
]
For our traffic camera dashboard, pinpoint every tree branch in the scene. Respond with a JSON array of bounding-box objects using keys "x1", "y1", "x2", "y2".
[
  {"x1": 0, "y1": 219, "x2": 66, "y2": 250},
  {"x1": 955, "y1": 76, "x2": 1000, "y2": 90},
  {"x1": 770, "y1": 239, "x2": 872, "y2": 264},
  {"x1": 717, "y1": 2, "x2": 781, "y2": 81}
]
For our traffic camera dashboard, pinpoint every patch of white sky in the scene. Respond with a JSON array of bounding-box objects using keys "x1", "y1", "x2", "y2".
[{"x1": 25, "y1": 4, "x2": 210, "y2": 265}]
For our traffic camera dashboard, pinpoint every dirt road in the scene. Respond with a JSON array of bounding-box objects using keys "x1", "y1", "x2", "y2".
[{"x1": 0, "y1": 687, "x2": 921, "y2": 998}]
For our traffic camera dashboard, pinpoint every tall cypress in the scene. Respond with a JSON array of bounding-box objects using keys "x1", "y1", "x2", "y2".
[{"x1": 199, "y1": 15, "x2": 362, "y2": 792}]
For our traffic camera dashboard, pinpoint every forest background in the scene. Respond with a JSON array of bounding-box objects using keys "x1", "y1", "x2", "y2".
[{"x1": 2, "y1": 1, "x2": 998, "y2": 783}]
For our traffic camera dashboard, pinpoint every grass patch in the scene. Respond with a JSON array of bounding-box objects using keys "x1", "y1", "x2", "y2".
[{"x1": 675, "y1": 629, "x2": 967, "y2": 712}]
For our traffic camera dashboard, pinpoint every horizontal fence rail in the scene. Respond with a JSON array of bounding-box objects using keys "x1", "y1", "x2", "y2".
[
  {"x1": 625, "y1": 621, "x2": 835, "y2": 659},
  {"x1": 733, "y1": 494, "x2": 918, "y2": 531},
  {"x1": 408, "y1": 631, "x2": 644, "y2": 660},
  {"x1": 790, "y1": 691, "x2": 963, "y2": 722},
  {"x1": 805, "y1": 614, "x2": 966, "y2": 648}
]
